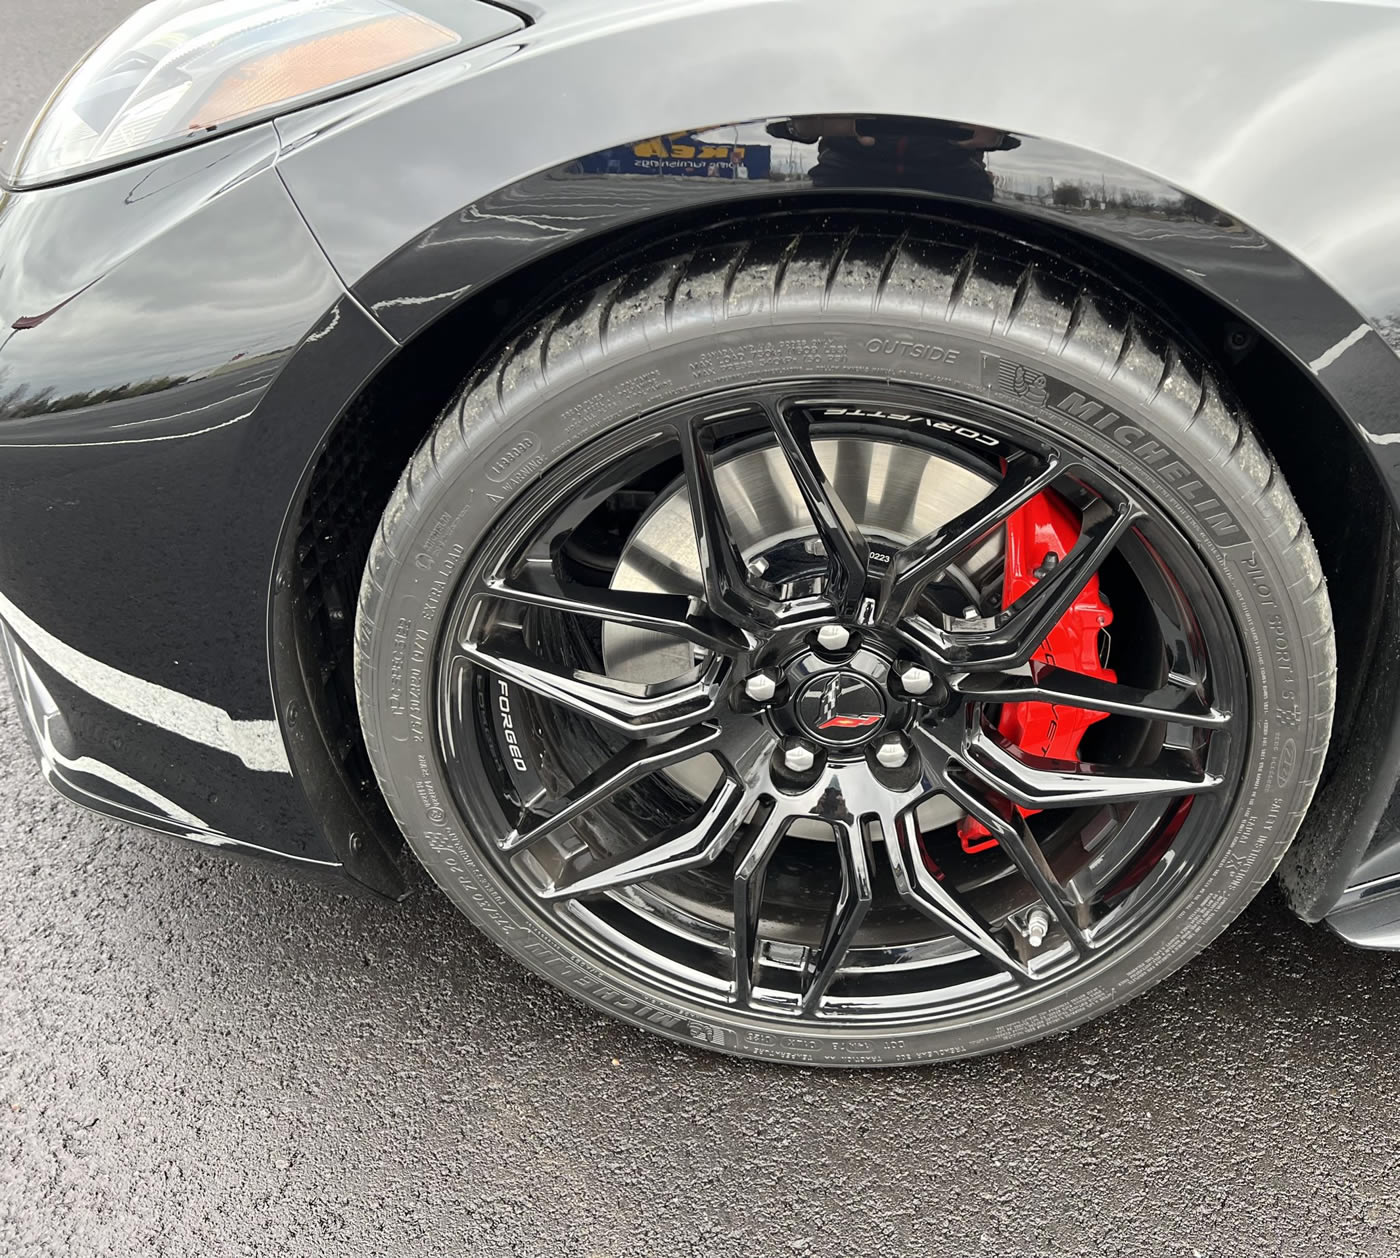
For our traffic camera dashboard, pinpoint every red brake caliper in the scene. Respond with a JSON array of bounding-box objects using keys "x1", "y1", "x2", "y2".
[{"x1": 957, "y1": 490, "x2": 1116, "y2": 854}]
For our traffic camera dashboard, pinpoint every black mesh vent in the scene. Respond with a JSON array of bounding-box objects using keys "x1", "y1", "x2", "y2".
[{"x1": 293, "y1": 398, "x2": 416, "y2": 799}]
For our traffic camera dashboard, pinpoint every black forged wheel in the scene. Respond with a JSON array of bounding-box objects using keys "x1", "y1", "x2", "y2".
[{"x1": 355, "y1": 224, "x2": 1335, "y2": 1066}]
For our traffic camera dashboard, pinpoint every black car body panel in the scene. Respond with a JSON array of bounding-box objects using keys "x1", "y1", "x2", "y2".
[
  {"x1": 5, "y1": 0, "x2": 1400, "y2": 934},
  {"x1": 0, "y1": 127, "x2": 355, "y2": 868}
]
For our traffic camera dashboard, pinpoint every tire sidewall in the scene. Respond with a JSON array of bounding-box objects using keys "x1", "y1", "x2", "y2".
[{"x1": 358, "y1": 312, "x2": 1321, "y2": 1067}]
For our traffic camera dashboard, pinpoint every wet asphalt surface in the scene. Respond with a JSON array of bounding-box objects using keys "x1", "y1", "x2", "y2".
[{"x1": 5, "y1": 4, "x2": 1400, "y2": 1255}]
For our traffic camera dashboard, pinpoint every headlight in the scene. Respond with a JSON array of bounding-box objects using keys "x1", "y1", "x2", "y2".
[{"x1": 3, "y1": 0, "x2": 476, "y2": 189}]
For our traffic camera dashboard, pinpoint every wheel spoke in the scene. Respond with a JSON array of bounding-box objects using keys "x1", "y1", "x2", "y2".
[
  {"x1": 958, "y1": 666, "x2": 1230, "y2": 728},
  {"x1": 731, "y1": 802, "x2": 787, "y2": 1006},
  {"x1": 939, "y1": 768, "x2": 1093, "y2": 953},
  {"x1": 877, "y1": 450, "x2": 1066, "y2": 626},
  {"x1": 764, "y1": 399, "x2": 870, "y2": 617},
  {"x1": 799, "y1": 822, "x2": 874, "y2": 1013},
  {"x1": 879, "y1": 808, "x2": 1032, "y2": 981},
  {"x1": 675, "y1": 415, "x2": 781, "y2": 633},
  {"x1": 481, "y1": 562, "x2": 751, "y2": 656},
  {"x1": 503, "y1": 723, "x2": 724, "y2": 852},
  {"x1": 541, "y1": 775, "x2": 746, "y2": 900},
  {"x1": 957, "y1": 725, "x2": 1222, "y2": 810},
  {"x1": 458, "y1": 637, "x2": 725, "y2": 737}
]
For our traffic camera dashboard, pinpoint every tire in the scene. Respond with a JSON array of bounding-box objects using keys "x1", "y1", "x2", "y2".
[{"x1": 355, "y1": 223, "x2": 1335, "y2": 1066}]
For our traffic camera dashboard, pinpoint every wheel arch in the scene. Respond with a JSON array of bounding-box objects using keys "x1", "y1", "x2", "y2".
[{"x1": 271, "y1": 119, "x2": 1400, "y2": 915}]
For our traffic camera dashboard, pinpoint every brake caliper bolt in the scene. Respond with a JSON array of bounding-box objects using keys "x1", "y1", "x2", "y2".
[
  {"x1": 875, "y1": 736, "x2": 908, "y2": 770},
  {"x1": 783, "y1": 740, "x2": 817, "y2": 773},
  {"x1": 815, "y1": 624, "x2": 851, "y2": 652},
  {"x1": 743, "y1": 671, "x2": 778, "y2": 703},
  {"x1": 1026, "y1": 908, "x2": 1051, "y2": 948},
  {"x1": 898, "y1": 663, "x2": 935, "y2": 696}
]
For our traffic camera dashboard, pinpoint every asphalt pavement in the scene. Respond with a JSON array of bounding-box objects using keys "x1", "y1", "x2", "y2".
[{"x1": 5, "y1": 4, "x2": 1400, "y2": 1255}]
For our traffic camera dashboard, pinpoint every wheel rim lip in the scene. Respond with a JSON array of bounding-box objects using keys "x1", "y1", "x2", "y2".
[{"x1": 431, "y1": 377, "x2": 1252, "y2": 1029}]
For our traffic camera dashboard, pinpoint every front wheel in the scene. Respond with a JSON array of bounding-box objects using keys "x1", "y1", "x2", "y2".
[{"x1": 355, "y1": 224, "x2": 1335, "y2": 1066}]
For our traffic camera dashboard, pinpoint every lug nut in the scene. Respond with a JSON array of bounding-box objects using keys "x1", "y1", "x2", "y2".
[
  {"x1": 897, "y1": 663, "x2": 935, "y2": 696},
  {"x1": 874, "y1": 736, "x2": 908, "y2": 770},
  {"x1": 1026, "y1": 908, "x2": 1050, "y2": 948},
  {"x1": 743, "y1": 671, "x2": 778, "y2": 703},
  {"x1": 783, "y1": 740, "x2": 817, "y2": 773},
  {"x1": 815, "y1": 624, "x2": 851, "y2": 652}
]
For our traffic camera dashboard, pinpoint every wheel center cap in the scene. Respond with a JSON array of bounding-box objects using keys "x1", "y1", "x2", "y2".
[{"x1": 793, "y1": 670, "x2": 888, "y2": 747}]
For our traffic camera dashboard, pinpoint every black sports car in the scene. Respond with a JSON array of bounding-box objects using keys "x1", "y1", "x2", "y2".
[{"x1": 2, "y1": 0, "x2": 1397, "y2": 1067}]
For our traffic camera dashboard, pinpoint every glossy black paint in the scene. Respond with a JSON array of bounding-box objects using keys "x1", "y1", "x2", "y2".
[
  {"x1": 0, "y1": 126, "x2": 344, "y2": 865},
  {"x1": 1, "y1": 0, "x2": 1399, "y2": 930}
]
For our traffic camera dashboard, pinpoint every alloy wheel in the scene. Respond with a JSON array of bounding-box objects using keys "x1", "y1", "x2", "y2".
[{"x1": 438, "y1": 383, "x2": 1245, "y2": 1025}]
